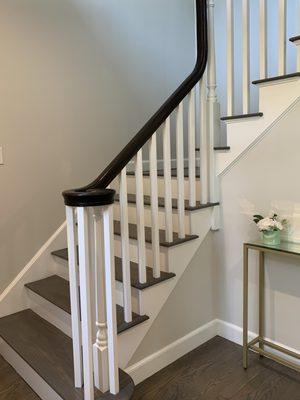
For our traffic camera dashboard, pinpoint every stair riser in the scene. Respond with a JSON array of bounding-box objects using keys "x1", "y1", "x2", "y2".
[
  {"x1": 114, "y1": 236, "x2": 168, "y2": 271},
  {"x1": 27, "y1": 286, "x2": 141, "y2": 337},
  {"x1": 112, "y1": 176, "x2": 201, "y2": 200},
  {"x1": 113, "y1": 203, "x2": 191, "y2": 233}
]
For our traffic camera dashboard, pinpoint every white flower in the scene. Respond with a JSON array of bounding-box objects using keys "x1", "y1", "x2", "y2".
[
  {"x1": 257, "y1": 218, "x2": 275, "y2": 232},
  {"x1": 274, "y1": 221, "x2": 283, "y2": 231}
]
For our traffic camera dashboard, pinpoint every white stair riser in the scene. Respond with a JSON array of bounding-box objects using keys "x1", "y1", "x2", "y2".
[
  {"x1": 114, "y1": 236, "x2": 168, "y2": 272},
  {"x1": 112, "y1": 176, "x2": 201, "y2": 200},
  {"x1": 113, "y1": 203, "x2": 191, "y2": 233},
  {"x1": 217, "y1": 78, "x2": 300, "y2": 175}
]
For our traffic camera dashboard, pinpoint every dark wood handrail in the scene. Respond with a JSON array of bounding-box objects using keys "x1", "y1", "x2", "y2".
[{"x1": 63, "y1": 0, "x2": 208, "y2": 207}]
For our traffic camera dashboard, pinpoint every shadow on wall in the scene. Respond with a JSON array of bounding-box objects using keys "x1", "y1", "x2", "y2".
[{"x1": 0, "y1": 0, "x2": 196, "y2": 293}]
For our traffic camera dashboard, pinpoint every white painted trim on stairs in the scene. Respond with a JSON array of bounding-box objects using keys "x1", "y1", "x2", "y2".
[
  {"x1": 218, "y1": 96, "x2": 300, "y2": 176},
  {"x1": 125, "y1": 319, "x2": 216, "y2": 385},
  {"x1": 126, "y1": 318, "x2": 300, "y2": 386},
  {"x1": 0, "y1": 222, "x2": 67, "y2": 318}
]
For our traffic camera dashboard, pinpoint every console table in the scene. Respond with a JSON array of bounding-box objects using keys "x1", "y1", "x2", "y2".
[{"x1": 243, "y1": 240, "x2": 300, "y2": 372}]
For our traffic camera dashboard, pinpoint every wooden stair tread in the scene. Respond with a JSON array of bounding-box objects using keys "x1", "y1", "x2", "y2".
[
  {"x1": 51, "y1": 251, "x2": 176, "y2": 290},
  {"x1": 290, "y1": 35, "x2": 300, "y2": 43},
  {"x1": 127, "y1": 167, "x2": 200, "y2": 178},
  {"x1": 252, "y1": 72, "x2": 300, "y2": 85},
  {"x1": 0, "y1": 309, "x2": 134, "y2": 400},
  {"x1": 196, "y1": 146, "x2": 231, "y2": 151},
  {"x1": 115, "y1": 193, "x2": 219, "y2": 212},
  {"x1": 25, "y1": 276, "x2": 149, "y2": 333},
  {"x1": 221, "y1": 112, "x2": 263, "y2": 121},
  {"x1": 113, "y1": 220, "x2": 198, "y2": 247}
]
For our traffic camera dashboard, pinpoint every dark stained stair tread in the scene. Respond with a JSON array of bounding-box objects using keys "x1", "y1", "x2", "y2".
[
  {"x1": 196, "y1": 146, "x2": 231, "y2": 151},
  {"x1": 0, "y1": 309, "x2": 134, "y2": 400},
  {"x1": 252, "y1": 73, "x2": 300, "y2": 85},
  {"x1": 290, "y1": 35, "x2": 300, "y2": 42},
  {"x1": 115, "y1": 193, "x2": 219, "y2": 212},
  {"x1": 50, "y1": 251, "x2": 176, "y2": 290},
  {"x1": 127, "y1": 167, "x2": 200, "y2": 178},
  {"x1": 25, "y1": 276, "x2": 149, "y2": 334},
  {"x1": 113, "y1": 220, "x2": 198, "y2": 247},
  {"x1": 221, "y1": 112, "x2": 263, "y2": 121}
]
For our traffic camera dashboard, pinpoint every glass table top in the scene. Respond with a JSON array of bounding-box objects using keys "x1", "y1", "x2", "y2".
[{"x1": 245, "y1": 240, "x2": 300, "y2": 256}]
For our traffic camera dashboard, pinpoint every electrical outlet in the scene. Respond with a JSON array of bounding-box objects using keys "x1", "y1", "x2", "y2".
[{"x1": 0, "y1": 147, "x2": 3, "y2": 165}]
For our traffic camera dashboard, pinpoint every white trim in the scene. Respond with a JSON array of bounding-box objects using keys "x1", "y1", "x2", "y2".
[
  {"x1": 125, "y1": 319, "x2": 216, "y2": 385},
  {"x1": 126, "y1": 318, "x2": 300, "y2": 386},
  {"x1": 0, "y1": 222, "x2": 67, "y2": 318},
  {"x1": 216, "y1": 319, "x2": 300, "y2": 366},
  {"x1": 219, "y1": 96, "x2": 300, "y2": 176}
]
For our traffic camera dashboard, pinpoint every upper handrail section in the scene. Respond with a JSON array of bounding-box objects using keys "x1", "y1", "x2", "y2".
[{"x1": 63, "y1": 0, "x2": 208, "y2": 207}]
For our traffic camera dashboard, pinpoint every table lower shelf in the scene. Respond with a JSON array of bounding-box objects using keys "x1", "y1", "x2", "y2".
[{"x1": 247, "y1": 336, "x2": 300, "y2": 373}]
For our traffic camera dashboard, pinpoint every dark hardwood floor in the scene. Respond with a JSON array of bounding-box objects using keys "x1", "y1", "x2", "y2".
[
  {"x1": 0, "y1": 356, "x2": 40, "y2": 400},
  {"x1": 1, "y1": 336, "x2": 300, "y2": 399},
  {"x1": 132, "y1": 336, "x2": 300, "y2": 400}
]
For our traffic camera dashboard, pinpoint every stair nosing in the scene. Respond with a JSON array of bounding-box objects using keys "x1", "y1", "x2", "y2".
[
  {"x1": 114, "y1": 194, "x2": 219, "y2": 213},
  {"x1": 221, "y1": 112, "x2": 263, "y2": 121},
  {"x1": 289, "y1": 35, "x2": 300, "y2": 43},
  {"x1": 0, "y1": 309, "x2": 135, "y2": 400},
  {"x1": 51, "y1": 251, "x2": 176, "y2": 290},
  {"x1": 25, "y1": 275, "x2": 150, "y2": 335},
  {"x1": 252, "y1": 72, "x2": 300, "y2": 85}
]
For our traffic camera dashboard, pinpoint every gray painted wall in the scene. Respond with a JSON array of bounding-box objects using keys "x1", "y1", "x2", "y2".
[{"x1": 0, "y1": 0, "x2": 195, "y2": 293}]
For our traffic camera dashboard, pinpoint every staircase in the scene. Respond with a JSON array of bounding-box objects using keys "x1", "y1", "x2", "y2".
[{"x1": 0, "y1": 0, "x2": 300, "y2": 399}]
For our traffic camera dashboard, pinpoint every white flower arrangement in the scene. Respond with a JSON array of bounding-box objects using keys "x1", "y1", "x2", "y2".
[{"x1": 253, "y1": 213, "x2": 287, "y2": 232}]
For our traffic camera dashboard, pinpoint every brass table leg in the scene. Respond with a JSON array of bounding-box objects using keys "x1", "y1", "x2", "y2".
[
  {"x1": 243, "y1": 244, "x2": 249, "y2": 369},
  {"x1": 259, "y1": 251, "x2": 265, "y2": 354}
]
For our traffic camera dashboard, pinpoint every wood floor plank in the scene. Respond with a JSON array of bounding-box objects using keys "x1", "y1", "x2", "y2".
[{"x1": 132, "y1": 336, "x2": 300, "y2": 400}]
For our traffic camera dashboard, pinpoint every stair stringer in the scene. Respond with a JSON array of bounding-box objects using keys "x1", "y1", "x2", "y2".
[
  {"x1": 117, "y1": 207, "x2": 215, "y2": 368},
  {"x1": 217, "y1": 78, "x2": 300, "y2": 175}
]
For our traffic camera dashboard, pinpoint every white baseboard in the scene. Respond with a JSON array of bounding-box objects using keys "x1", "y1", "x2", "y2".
[
  {"x1": 125, "y1": 319, "x2": 217, "y2": 385},
  {"x1": 216, "y1": 319, "x2": 300, "y2": 366},
  {"x1": 127, "y1": 318, "x2": 300, "y2": 385}
]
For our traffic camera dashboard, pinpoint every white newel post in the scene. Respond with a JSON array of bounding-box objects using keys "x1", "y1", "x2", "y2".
[
  {"x1": 102, "y1": 205, "x2": 119, "y2": 394},
  {"x1": 93, "y1": 208, "x2": 109, "y2": 393},
  {"x1": 66, "y1": 206, "x2": 83, "y2": 388},
  {"x1": 207, "y1": 0, "x2": 220, "y2": 206}
]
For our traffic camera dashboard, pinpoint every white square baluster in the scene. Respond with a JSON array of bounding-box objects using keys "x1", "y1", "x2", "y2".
[
  {"x1": 188, "y1": 88, "x2": 196, "y2": 209},
  {"x1": 135, "y1": 150, "x2": 147, "y2": 283},
  {"x1": 93, "y1": 207, "x2": 109, "y2": 393},
  {"x1": 227, "y1": 0, "x2": 235, "y2": 116},
  {"x1": 176, "y1": 102, "x2": 186, "y2": 239},
  {"x1": 199, "y1": 74, "x2": 208, "y2": 205},
  {"x1": 163, "y1": 117, "x2": 173, "y2": 243},
  {"x1": 66, "y1": 206, "x2": 83, "y2": 388},
  {"x1": 149, "y1": 133, "x2": 161, "y2": 278},
  {"x1": 103, "y1": 205, "x2": 119, "y2": 395},
  {"x1": 278, "y1": 0, "x2": 287, "y2": 75},
  {"x1": 119, "y1": 168, "x2": 133, "y2": 323},
  {"x1": 77, "y1": 207, "x2": 94, "y2": 400},
  {"x1": 242, "y1": 0, "x2": 250, "y2": 114},
  {"x1": 260, "y1": 0, "x2": 268, "y2": 79}
]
